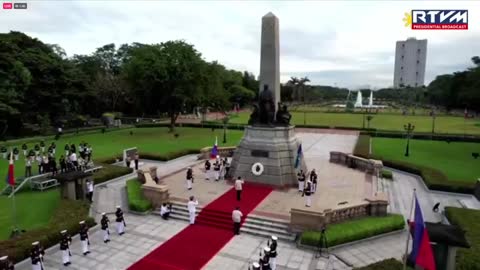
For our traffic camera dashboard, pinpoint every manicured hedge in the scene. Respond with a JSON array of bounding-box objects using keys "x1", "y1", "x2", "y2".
[
  {"x1": 93, "y1": 163, "x2": 134, "y2": 184},
  {"x1": 353, "y1": 134, "x2": 371, "y2": 158},
  {"x1": 445, "y1": 207, "x2": 480, "y2": 270},
  {"x1": 140, "y1": 149, "x2": 199, "y2": 162},
  {"x1": 373, "y1": 157, "x2": 474, "y2": 194},
  {"x1": 300, "y1": 214, "x2": 405, "y2": 248},
  {"x1": 0, "y1": 200, "x2": 95, "y2": 263},
  {"x1": 126, "y1": 179, "x2": 152, "y2": 213},
  {"x1": 354, "y1": 259, "x2": 411, "y2": 270},
  {"x1": 381, "y1": 169, "x2": 393, "y2": 179},
  {"x1": 361, "y1": 130, "x2": 480, "y2": 143}
]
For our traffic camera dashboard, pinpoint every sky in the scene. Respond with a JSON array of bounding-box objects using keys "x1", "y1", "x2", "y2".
[{"x1": 0, "y1": 0, "x2": 478, "y2": 89}]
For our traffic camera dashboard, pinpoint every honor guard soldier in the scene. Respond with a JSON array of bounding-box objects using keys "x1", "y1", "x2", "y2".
[
  {"x1": 115, "y1": 206, "x2": 126, "y2": 235},
  {"x1": 269, "y1": 236, "x2": 278, "y2": 270},
  {"x1": 60, "y1": 230, "x2": 72, "y2": 266},
  {"x1": 204, "y1": 160, "x2": 211, "y2": 180},
  {"x1": 310, "y1": 169, "x2": 318, "y2": 193},
  {"x1": 302, "y1": 179, "x2": 313, "y2": 207},
  {"x1": 79, "y1": 221, "x2": 90, "y2": 256},
  {"x1": 0, "y1": 255, "x2": 14, "y2": 270},
  {"x1": 259, "y1": 247, "x2": 271, "y2": 270},
  {"x1": 186, "y1": 167, "x2": 193, "y2": 190},
  {"x1": 297, "y1": 170, "x2": 306, "y2": 192},
  {"x1": 213, "y1": 160, "x2": 221, "y2": 181},
  {"x1": 30, "y1": 241, "x2": 44, "y2": 270},
  {"x1": 101, "y1": 213, "x2": 110, "y2": 243}
]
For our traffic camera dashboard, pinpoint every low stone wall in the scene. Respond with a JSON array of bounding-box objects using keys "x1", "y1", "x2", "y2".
[
  {"x1": 475, "y1": 179, "x2": 480, "y2": 201},
  {"x1": 290, "y1": 194, "x2": 388, "y2": 232},
  {"x1": 199, "y1": 146, "x2": 236, "y2": 159},
  {"x1": 138, "y1": 166, "x2": 170, "y2": 208},
  {"x1": 330, "y1": 151, "x2": 383, "y2": 174}
]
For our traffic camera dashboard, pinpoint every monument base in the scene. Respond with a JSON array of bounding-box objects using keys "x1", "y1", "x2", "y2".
[{"x1": 229, "y1": 125, "x2": 306, "y2": 187}]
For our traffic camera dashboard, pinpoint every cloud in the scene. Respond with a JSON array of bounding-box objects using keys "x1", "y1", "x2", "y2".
[{"x1": 0, "y1": 1, "x2": 478, "y2": 88}]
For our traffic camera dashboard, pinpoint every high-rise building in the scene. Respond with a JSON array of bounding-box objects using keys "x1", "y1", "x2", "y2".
[{"x1": 393, "y1": 37, "x2": 427, "y2": 88}]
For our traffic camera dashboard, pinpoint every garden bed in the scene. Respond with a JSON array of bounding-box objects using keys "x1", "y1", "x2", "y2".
[
  {"x1": 93, "y1": 163, "x2": 134, "y2": 184},
  {"x1": 300, "y1": 214, "x2": 404, "y2": 248},
  {"x1": 126, "y1": 179, "x2": 152, "y2": 213}
]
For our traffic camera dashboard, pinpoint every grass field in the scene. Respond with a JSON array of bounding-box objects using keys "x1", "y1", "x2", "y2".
[
  {"x1": 372, "y1": 138, "x2": 480, "y2": 183},
  {"x1": 227, "y1": 111, "x2": 480, "y2": 135},
  {"x1": 0, "y1": 127, "x2": 243, "y2": 240}
]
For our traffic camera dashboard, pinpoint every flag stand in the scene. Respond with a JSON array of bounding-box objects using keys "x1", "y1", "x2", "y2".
[
  {"x1": 8, "y1": 151, "x2": 20, "y2": 238},
  {"x1": 403, "y1": 188, "x2": 416, "y2": 270}
]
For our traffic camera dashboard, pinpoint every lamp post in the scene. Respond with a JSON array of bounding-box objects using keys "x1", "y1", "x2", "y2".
[
  {"x1": 222, "y1": 115, "x2": 229, "y2": 144},
  {"x1": 404, "y1": 123, "x2": 415, "y2": 157}
]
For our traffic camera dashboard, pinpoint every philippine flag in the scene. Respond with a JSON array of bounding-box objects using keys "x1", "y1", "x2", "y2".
[
  {"x1": 6, "y1": 153, "x2": 15, "y2": 186},
  {"x1": 294, "y1": 144, "x2": 303, "y2": 169},
  {"x1": 409, "y1": 195, "x2": 436, "y2": 270},
  {"x1": 210, "y1": 137, "x2": 218, "y2": 159}
]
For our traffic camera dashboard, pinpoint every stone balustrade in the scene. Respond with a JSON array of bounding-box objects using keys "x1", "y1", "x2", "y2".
[
  {"x1": 199, "y1": 146, "x2": 237, "y2": 159},
  {"x1": 329, "y1": 151, "x2": 383, "y2": 174},
  {"x1": 290, "y1": 194, "x2": 389, "y2": 232}
]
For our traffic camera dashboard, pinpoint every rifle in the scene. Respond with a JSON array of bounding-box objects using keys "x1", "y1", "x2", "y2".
[
  {"x1": 68, "y1": 248, "x2": 72, "y2": 257},
  {"x1": 123, "y1": 219, "x2": 127, "y2": 227}
]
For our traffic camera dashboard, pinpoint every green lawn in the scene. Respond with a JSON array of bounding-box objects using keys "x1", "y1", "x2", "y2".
[
  {"x1": 228, "y1": 111, "x2": 480, "y2": 135},
  {"x1": 372, "y1": 138, "x2": 480, "y2": 183},
  {"x1": 127, "y1": 179, "x2": 152, "y2": 212},
  {"x1": 0, "y1": 190, "x2": 59, "y2": 239},
  {"x1": 0, "y1": 127, "x2": 243, "y2": 240}
]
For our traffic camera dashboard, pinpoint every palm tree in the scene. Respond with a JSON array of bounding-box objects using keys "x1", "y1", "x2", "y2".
[
  {"x1": 287, "y1": 77, "x2": 299, "y2": 100},
  {"x1": 298, "y1": 77, "x2": 311, "y2": 102}
]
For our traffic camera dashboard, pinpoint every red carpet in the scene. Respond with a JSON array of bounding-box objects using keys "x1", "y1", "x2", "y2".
[{"x1": 128, "y1": 183, "x2": 273, "y2": 270}]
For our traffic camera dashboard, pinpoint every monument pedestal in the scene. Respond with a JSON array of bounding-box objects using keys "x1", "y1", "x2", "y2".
[{"x1": 229, "y1": 125, "x2": 306, "y2": 187}]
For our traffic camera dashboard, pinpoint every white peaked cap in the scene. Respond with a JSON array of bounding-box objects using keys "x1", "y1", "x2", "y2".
[
  {"x1": 252, "y1": 262, "x2": 260, "y2": 267},
  {"x1": 263, "y1": 246, "x2": 271, "y2": 252},
  {"x1": 271, "y1": 235, "x2": 278, "y2": 240},
  {"x1": 102, "y1": 212, "x2": 106, "y2": 215},
  {"x1": 32, "y1": 241, "x2": 39, "y2": 246},
  {"x1": 0, "y1": 256, "x2": 8, "y2": 260},
  {"x1": 116, "y1": 205, "x2": 121, "y2": 208},
  {"x1": 61, "y1": 230, "x2": 67, "y2": 234},
  {"x1": 79, "y1": 220, "x2": 85, "y2": 224}
]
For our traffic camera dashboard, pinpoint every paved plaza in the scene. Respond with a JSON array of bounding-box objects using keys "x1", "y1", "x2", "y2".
[{"x1": 14, "y1": 131, "x2": 480, "y2": 270}]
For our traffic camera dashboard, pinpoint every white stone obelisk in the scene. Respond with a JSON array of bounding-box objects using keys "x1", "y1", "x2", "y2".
[
  {"x1": 368, "y1": 91, "x2": 373, "y2": 107},
  {"x1": 355, "y1": 91, "x2": 363, "y2": 107},
  {"x1": 259, "y1": 12, "x2": 280, "y2": 112}
]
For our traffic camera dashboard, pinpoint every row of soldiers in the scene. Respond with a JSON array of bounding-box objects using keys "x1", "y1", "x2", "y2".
[
  {"x1": 297, "y1": 169, "x2": 318, "y2": 207},
  {"x1": 0, "y1": 207, "x2": 126, "y2": 270},
  {"x1": 250, "y1": 235, "x2": 278, "y2": 270}
]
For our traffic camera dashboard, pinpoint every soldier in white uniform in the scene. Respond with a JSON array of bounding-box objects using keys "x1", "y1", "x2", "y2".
[
  {"x1": 187, "y1": 196, "x2": 199, "y2": 224},
  {"x1": 204, "y1": 160, "x2": 211, "y2": 180},
  {"x1": 115, "y1": 206, "x2": 126, "y2": 235},
  {"x1": 101, "y1": 213, "x2": 110, "y2": 243},
  {"x1": 30, "y1": 241, "x2": 44, "y2": 270},
  {"x1": 297, "y1": 170, "x2": 306, "y2": 192},
  {"x1": 250, "y1": 262, "x2": 261, "y2": 270},
  {"x1": 186, "y1": 167, "x2": 193, "y2": 190},
  {"x1": 269, "y1": 235, "x2": 278, "y2": 270},
  {"x1": 0, "y1": 255, "x2": 14, "y2": 270},
  {"x1": 59, "y1": 230, "x2": 72, "y2": 266},
  {"x1": 302, "y1": 179, "x2": 313, "y2": 207},
  {"x1": 79, "y1": 221, "x2": 90, "y2": 256}
]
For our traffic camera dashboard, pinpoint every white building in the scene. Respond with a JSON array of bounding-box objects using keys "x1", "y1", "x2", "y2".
[{"x1": 393, "y1": 37, "x2": 427, "y2": 88}]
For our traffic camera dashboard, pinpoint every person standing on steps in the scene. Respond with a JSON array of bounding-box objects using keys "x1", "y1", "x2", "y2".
[
  {"x1": 101, "y1": 213, "x2": 110, "y2": 243},
  {"x1": 59, "y1": 230, "x2": 72, "y2": 266},
  {"x1": 302, "y1": 179, "x2": 313, "y2": 207},
  {"x1": 269, "y1": 236, "x2": 278, "y2": 270},
  {"x1": 204, "y1": 160, "x2": 211, "y2": 180},
  {"x1": 134, "y1": 152, "x2": 139, "y2": 170},
  {"x1": 232, "y1": 206, "x2": 243, "y2": 235},
  {"x1": 235, "y1": 176, "x2": 244, "y2": 201},
  {"x1": 79, "y1": 221, "x2": 90, "y2": 256},
  {"x1": 86, "y1": 179, "x2": 94, "y2": 203},
  {"x1": 186, "y1": 167, "x2": 193, "y2": 190},
  {"x1": 115, "y1": 206, "x2": 126, "y2": 235},
  {"x1": 187, "y1": 196, "x2": 199, "y2": 224},
  {"x1": 297, "y1": 170, "x2": 306, "y2": 192},
  {"x1": 310, "y1": 169, "x2": 318, "y2": 194},
  {"x1": 25, "y1": 156, "x2": 32, "y2": 177}
]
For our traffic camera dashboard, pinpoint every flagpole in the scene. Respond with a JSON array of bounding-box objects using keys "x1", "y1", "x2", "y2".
[{"x1": 403, "y1": 188, "x2": 416, "y2": 270}]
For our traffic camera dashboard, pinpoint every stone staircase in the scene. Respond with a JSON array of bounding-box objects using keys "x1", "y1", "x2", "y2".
[{"x1": 153, "y1": 202, "x2": 296, "y2": 242}]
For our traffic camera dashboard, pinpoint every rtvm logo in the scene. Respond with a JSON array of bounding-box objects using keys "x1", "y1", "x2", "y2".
[{"x1": 404, "y1": 10, "x2": 468, "y2": 30}]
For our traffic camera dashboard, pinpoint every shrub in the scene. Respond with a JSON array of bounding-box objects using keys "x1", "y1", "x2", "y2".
[
  {"x1": 374, "y1": 157, "x2": 475, "y2": 194},
  {"x1": 354, "y1": 259, "x2": 410, "y2": 270},
  {"x1": 0, "y1": 200, "x2": 95, "y2": 263},
  {"x1": 381, "y1": 169, "x2": 393, "y2": 180},
  {"x1": 95, "y1": 155, "x2": 122, "y2": 164},
  {"x1": 353, "y1": 134, "x2": 371, "y2": 158},
  {"x1": 445, "y1": 207, "x2": 480, "y2": 270},
  {"x1": 93, "y1": 163, "x2": 133, "y2": 184},
  {"x1": 126, "y1": 179, "x2": 152, "y2": 212},
  {"x1": 300, "y1": 214, "x2": 405, "y2": 247}
]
